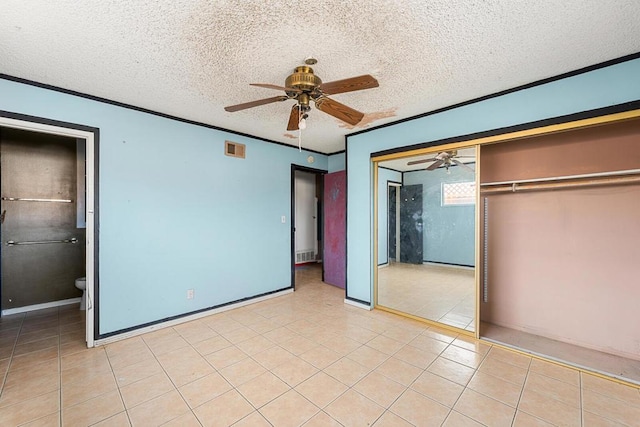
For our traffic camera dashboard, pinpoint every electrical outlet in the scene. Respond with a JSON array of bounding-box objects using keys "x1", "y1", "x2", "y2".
[
  {"x1": 281, "y1": 215, "x2": 286, "y2": 223},
  {"x1": 187, "y1": 289, "x2": 194, "y2": 299}
]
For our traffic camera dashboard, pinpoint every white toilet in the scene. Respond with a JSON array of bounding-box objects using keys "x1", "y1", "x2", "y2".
[{"x1": 75, "y1": 277, "x2": 86, "y2": 310}]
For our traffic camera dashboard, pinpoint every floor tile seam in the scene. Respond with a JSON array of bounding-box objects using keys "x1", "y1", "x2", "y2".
[
  {"x1": 85, "y1": 410, "x2": 128, "y2": 427},
  {"x1": 124, "y1": 389, "x2": 191, "y2": 426},
  {"x1": 579, "y1": 384, "x2": 640, "y2": 409},
  {"x1": 475, "y1": 364, "x2": 527, "y2": 387},
  {"x1": 528, "y1": 367, "x2": 581, "y2": 388},
  {"x1": 438, "y1": 343, "x2": 490, "y2": 371},
  {"x1": 1, "y1": 315, "x2": 26, "y2": 391},
  {"x1": 385, "y1": 397, "x2": 450, "y2": 427},
  {"x1": 581, "y1": 407, "x2": 633, "y2": 427}
]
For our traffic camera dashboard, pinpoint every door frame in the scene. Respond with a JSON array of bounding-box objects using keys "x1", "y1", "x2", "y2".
[
  {"x1": 0, "y1": 112, "x2": 98, "y2": 348},
  {"x1": 290, "y1": 164, "x2": 327, "y2": 289},
  {"x1": 387, "y1": 181, "x2": 402, "y2": 264}
]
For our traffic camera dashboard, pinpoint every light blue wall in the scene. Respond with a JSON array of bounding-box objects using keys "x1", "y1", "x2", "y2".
[
  {"x1": 328, "y1": 152, "x2": 346, "y2": 172},
  {"x1": 377, "y1": 168, "x2": 402, "y2": 265},
  {"x1": 346, "y1": 57, "x2": 640, "y2": 304},
  {"x1": 0, "y1": 78, "x2": 327, "y2": 334},
  {"x1": 404, "y1": 166, "x2": 475, "y2": 266}
]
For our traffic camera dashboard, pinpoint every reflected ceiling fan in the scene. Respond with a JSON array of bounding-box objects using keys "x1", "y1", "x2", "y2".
[
  {"x1": 224, "y1": 61, "x2": 379, "y2": 130},
  {"x1": 407, "y1": 150, "x2": 475, "y2": 172}
]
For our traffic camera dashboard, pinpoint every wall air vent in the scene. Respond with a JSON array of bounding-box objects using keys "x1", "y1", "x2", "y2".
[{"x1": 225, "y1": 141, "x2": 246, "y2": 159}]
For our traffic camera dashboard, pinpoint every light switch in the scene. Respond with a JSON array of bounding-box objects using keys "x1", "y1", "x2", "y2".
[{"x1": 281, "y1": 216, "x2": 286, "y2": 223}]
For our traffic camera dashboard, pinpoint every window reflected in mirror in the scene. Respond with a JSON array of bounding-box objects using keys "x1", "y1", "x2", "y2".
[{"x1": 376, "y1": 147, "x2": 477, "y2": 332}]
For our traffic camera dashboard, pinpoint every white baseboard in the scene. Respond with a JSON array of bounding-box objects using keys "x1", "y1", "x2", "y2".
[
  {"x1": 2, "y1": 298, "x2": 81, "y2": 316},
  {"x1": 344, "y1": 298, "x2": 372, "y2": 310},
  {"x1": 95, "y1": 288, "x2": 293, "y2": 347}
]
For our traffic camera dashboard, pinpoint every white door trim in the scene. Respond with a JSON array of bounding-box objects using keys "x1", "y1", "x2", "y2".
[{"x1": 0, "y1": 116, "x2": 96, "y2": 348}]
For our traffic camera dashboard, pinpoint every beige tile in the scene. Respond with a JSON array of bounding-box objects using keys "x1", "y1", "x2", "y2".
[
  {"x1": 299, "y1": 346, "x2": 342, "y2": 369},
  {"x1": 321, "y1": 335, "x2": 362, "y2": 355},
  {"x1": 145, "y1": 334, "x2": 189, "y2": 356},
  {"x1": 524, "y1": 371, "x2": 580, "y2": 408},
  {"x1": 193, "y1": 335, "x2": 232, "y2": 356},
  {"x1": 9, "y1": 346, "x2": 59, "y2": 371},
  {"x1": 220, "y1": 325, "x2": 259, "y2": 345},
  {"x1": 17, "y1": 327, "x2": 59, "y2": 345},
  {"x1": 486, "y1": 346, "x2": 531, "y2": 369},
  {"x1": 467, "y1": 370, "x2": 523, "y2": 408},
  {"x1": 120, "y1": 372, "x2": 175, "y2": 409},
  {"x1": 106, "y1": 344, "x2": 155, "y2": 370},
  {"x1": 383, "y1": 326, "x2": 423, "y2": 344},
  {"x1": 60, "y1": 339, "x2": 88, "y2": 358},
  {"x1": 237, "y1": 371, "x2": 290, "y2": 408},
  {"x1": 161, "y1": 411, "x2": 201, "y2": 427},
  {"x1": 347, "y1": 345, "x2": 389, "y2": 370},
  {"x1": 582, "y1": 388, "x2": 640, "y2": 426},
  {"x1": 271, "y1": 357, "x2": 318, "y2": 387},
  {"x1": 411, "y1": 370, "x2": 464, "y2": 407},
  {"x1": 372, "y1": 410, "x2": 413, "y2": 426},
  {"x1": 408, "y1": 334, "x2": 452, "y2": 355},
  {"x1": 219, "y1": 357, "x2": 267, "y2": 387},
  {"x1": 174, "y1": 321, "x2": 218, "y2": 345},
  {"x1": 205, "y1": 345, "x2": 248, "y2": 370},
  {"x1": 62, "y1": 370, "x2": 117, "y2": 408},
  {"x1": 422, "y1": 327, "x2": 458, "y2": 344},
  {"x1": 454, "y1": 388, "x2": 516, "y2": 427},
  {"x1": 375, "y1": 356, "x2": 422, "y2": 386},
  {"x1": 60, "y1": 359, "x2": 112, "y2": 387},
  {"x1": 295, "y1": 372, "x2": 348, "y2": 408},
  {"x1": 342, "y1": 325, "x2": 379, "y2": 344},
  {"x1": 582, "y1": 373, "x2": 640, "y2": 407},
  {"x1": 478, "y1": 356, "x2": 528, "y2": 385},
  {"x1": 441, "y1": 345, "x2": 486, "y2": 369},
  {"x1": 582, "y1": 410, "x2": 627, "y2": 426},
  {"x1": 20, "y1": 412, "x2": 61, "y2": 427},
  {"x1": 365, "y1": 335, "x2": 404, "y2": 355},
  {"x1": 235, "y1": 335, "x2": 275, "y2": 356},
  {"x1": 112, "y1": 357, "x2": 164, "y2": 387},
  {"x1": 529, "y1": 358, "x2": 579, "y2": 386},
  {"x1": 279, "y1": 335, "x2": 318, "y2": 356},
  {"x1": 127, "y1": 390, "x2": 190, "y2": 427},
  {"x1": 263, "y1": 326, "x2": 299, "y2": 344},
  {"x1": 260, "y1": 389, "x2": 319, "y2": 427},
  {"x1": 157, "y1": 346, "x2": 216, "y2": 387},
  {"x1": 232, "y1": 411, "x2": 272, "y2": 427},
  {"x1": 518, "y1": 388, "x2": 581, "y2": 427},
  {"x1": 0, "y1": 371, "x2": 59, "y2": 408},
  {"x1": 513, "y1": 411, "x2": 555, "y2": 426},
  {"x1": 393, "y1": 343, "x2": 438, "y2": 369},
  {"x1": 62, "y1": 390, "x2": 123, "y2": 427},
  {"x1": 179, "y1": 371, "x2": 233, "y2": 409},
  {"x1": 389, "y1": 389, "x2": 450, "y2": 426},
  {"x1": 324, "y1": 357, "x2": 371, "y2": 386},
  {"x1": 302, "y1": 410, "x2": 344, "y2": 427},
  {"x1": 353, "y1": 371, "x2": 407, "y2": 408},
  {"x1": 91, "y1": 411, "x2": 131, "y2": 427},
  {"x1": 451, "y1": 337, "x2": 492, "y2": 355},
  {"x1": 251, "y1": 345, "x2": 297, "y2": 370},
  {"x1": 13, "y1": 335, "x2": 58, "y2": 356},
  {"x1": 442, "y1": 410, "x2": 484, "y2": 426},
  {"x1": 325, "y1": 389, "x2": 385, "y2": 427},
  {"x1": 426, "y1": 356, "x2": 475, "y2": 386},
  {"x1": 194, "y1": 389, "x2": 254, "y2": 427},
  {"x1": 0, "y1": 389, "x2": 59, "y2": 426},
  {"x1": 60, "y1": 347, "x2": 107, "y2": 371}
]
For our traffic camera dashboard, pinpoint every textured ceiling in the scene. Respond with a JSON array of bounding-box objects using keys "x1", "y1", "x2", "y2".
[{"x1": 1, "y1": 1, "x2": 639, "y2": 154}]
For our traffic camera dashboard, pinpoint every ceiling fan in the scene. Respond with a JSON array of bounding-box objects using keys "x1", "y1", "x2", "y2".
[
  {"x1": 407, "y1": 150, "x2": 475, "y2": 172},
  {"x1": 224, "y1": 62, "x2": 379, "y2": 130}
]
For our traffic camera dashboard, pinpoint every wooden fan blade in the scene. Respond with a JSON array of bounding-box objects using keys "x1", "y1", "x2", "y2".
[
  {"x1": 426, "y1": 159, "x2": 445, "y2": 171},
  {"x1": 407, "y1": 158, "x2": 438, "y2": 166},
  {"x1": 452, "y1": 159, "x2": 475, "y2": 172},
  {"x1": 250, "y1": 83, "x2": 301, "y2": 93},
  {"x1": 224, "y1": 96, "x2": 288, "y2": 112},
  {"x1": 287, "y1": 105, "x2": 300, "y2": 131},
  {"x1": 319, "y1": 75, "x2": 379, "y2": 95},
  {"x1": 315, "y1": 97, "x2": 364, "y2": 125}
]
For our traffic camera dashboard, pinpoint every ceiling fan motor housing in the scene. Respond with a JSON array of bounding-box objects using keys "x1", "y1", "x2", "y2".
[{"x1": 285, "y1": 66, "x2": 322, "y2": 94}]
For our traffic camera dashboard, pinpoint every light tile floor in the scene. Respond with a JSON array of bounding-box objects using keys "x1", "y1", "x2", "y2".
[
  {"x1": 0, "y1": 265, "x2": 639, "y2": 426},
  {"x1": 378, "y1": 263, "x2": 475, "y2": 331}
]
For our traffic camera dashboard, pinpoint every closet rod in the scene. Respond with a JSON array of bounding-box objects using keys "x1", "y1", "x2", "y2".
[{"x1": 480, "y1": 174, "x2": 640, "y2": 195}]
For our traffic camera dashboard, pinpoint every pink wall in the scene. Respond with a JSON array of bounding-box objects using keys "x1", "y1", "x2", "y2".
[
  {"x1": 480, "y1": 118, "x2": 640, "y2": 360},
  {"x1": 323, "y1": 171, "x2": 346, "y2": 288}
]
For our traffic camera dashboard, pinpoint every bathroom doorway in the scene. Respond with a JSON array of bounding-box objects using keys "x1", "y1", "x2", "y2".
[{"x1": 0, "y1": 115, "x2": 96, "y2": 347}]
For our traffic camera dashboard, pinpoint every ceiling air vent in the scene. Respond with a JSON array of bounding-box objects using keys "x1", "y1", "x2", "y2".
[{"x1": 225, "y1": 141, "x2": 246, "y2": 159}]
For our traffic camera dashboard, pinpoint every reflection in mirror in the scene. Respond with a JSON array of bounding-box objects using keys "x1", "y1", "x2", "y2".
[{"x1": 376, "y1": 147, "x2": 477, "y2": 332}]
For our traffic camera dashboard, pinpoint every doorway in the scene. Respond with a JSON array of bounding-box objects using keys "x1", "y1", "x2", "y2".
[
  {"x1": 0, "y1": 115, "x2": 96, "y2": 347},
  {"x1": 291, "y1": 165, "x2": 326, "y2": 288}
]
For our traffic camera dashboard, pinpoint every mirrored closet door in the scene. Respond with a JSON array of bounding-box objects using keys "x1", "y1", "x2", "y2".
[{"x1": 375, "y1": 146, "x2": 478, "y2": 333}]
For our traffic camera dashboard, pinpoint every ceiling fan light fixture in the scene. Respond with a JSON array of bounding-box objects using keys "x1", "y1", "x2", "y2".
[{"x1": 299, "y1": 117, "x2": 307, "y2": 130}]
